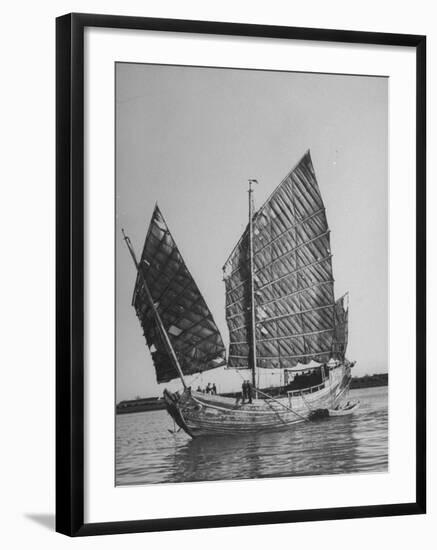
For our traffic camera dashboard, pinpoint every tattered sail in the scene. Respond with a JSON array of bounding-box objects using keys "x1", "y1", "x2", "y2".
[
  {"x1": 223, "y1": 150, "x2": 344, "y2": 369},
  {"x1": 133, "y1": 205, "x2": 226, "y2": 383},
  {"x1": 332, "y1": 294, "x2": 349, "y2": 360}
]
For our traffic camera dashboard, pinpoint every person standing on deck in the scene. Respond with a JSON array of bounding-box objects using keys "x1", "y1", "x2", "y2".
[
  {"x1": 241, "y1": 380, "x2": 248, "y2": 404},
  {"x1": 246, "y1": 380, "x2": 253, "y2": 404}
]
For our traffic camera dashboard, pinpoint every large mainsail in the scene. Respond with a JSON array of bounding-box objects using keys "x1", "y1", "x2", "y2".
[
  {"x1": 223, "y1": 151, "x2": 345, "y2": 370},
  {"x1": 133, "y1": 205, "x2": 226, "y2": 383}
]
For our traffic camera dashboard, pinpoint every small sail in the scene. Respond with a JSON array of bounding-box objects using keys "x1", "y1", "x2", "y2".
[
  {"x1": 133, "y1": 205, "x2": 226, "y2": 383},
  {"x1": 223, "y1": 151, "x2": 336, "y2": 369},
  {"x1": 332, "y1": 294, "x2": 349, "y2": 359}
]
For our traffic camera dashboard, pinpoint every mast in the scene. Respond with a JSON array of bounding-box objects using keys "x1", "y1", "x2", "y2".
[
  {"x1": 122, "y1": 229, "x2": 187, "y2": 389},
  {"x1": 248, "y1": 180, "x2": 258, "y2": 390},
  {"x1": 224, "y1": 152, "x2": 337, "y2": 372}
]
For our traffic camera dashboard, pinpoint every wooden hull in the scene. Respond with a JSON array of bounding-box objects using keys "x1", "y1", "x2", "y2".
[
  {"x1": 328, "y1": 401, "x2": 360, "y2": 416},
  {"x1": 164, "y1": 364, "x2": 351, "y2": 438}
]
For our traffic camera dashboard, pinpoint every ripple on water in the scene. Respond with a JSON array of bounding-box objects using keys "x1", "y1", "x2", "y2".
[{"x1": 116, "y1": 386, "x2": 388, "y2": 485}]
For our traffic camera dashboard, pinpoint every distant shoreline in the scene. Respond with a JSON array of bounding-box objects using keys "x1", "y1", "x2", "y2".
[
  {"x1": 116, "y1": 397, "x2": 166, "y2": 415},
  {"x1": 350, "y1": 373, "x2": 388, "y2": 389}
]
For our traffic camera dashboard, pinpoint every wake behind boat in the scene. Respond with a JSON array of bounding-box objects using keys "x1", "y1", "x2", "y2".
[{"x1": 123, "y1": 151, "x2": 357, "y2": 438}]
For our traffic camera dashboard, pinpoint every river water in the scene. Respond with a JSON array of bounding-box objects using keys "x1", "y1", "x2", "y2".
[{"x1": 116, "y1": 386, "x2": 388, "y2": 485}]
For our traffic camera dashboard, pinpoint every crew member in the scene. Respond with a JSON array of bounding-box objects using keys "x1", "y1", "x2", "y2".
[
  {"x1": 246, "y1": 380, "x2": 253, "y2": 404},
  {"x1": 241, "y1": 380, "x2": 247, "y2": 404}
]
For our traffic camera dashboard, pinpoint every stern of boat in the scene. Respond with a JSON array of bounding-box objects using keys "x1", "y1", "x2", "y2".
[{"x1": 328, "y1": 360, "x2": 354, "y2": 407}]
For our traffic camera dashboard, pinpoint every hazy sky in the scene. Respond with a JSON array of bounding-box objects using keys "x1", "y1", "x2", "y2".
[{"x1": 116, "y1": 63, "x2": 388, "y2": 401}]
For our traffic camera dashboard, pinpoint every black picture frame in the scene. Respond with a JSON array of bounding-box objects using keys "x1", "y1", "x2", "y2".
[{"x1": 56, "y1": 12, "x2": 426, "y2": 537}]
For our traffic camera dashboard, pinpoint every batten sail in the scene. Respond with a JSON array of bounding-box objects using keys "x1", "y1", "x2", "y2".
[
  {"x1": 223, "y1": 151, "x2": 339, "y2": 369},
  {"x1": 133, "y1": 205, "x2": 226, "y2": 383}
]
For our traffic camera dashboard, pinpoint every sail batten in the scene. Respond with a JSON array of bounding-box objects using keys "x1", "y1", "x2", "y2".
[
  {"x1": 231, "y1": 327, "x2": 333, "y2": 345},
  {"x1": 228, "y1": 303, "x2": 336, "y2": 333},
  {"x1": 133, "y1": 205, "x2": 226, "y2": 383},
  {"x1": 227, "y1": 278, "x2": 334, "y2": 311},
  {"x1": 253, "y1": 230, "x2": 331, "y2": 273},
  {"x1": 229, "y1": 351, "x2": 332, "y2": 360},
  {"x1": 224, "y1": 253, "x2": 332, "y2": 299},
  {"x1": 224, "y1": 151, "x2": 346, "y2": 370},
  {"x1": 254, "y1": 208, "x2": 326, "y2": 256}
]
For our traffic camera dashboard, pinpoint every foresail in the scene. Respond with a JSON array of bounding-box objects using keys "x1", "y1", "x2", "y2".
[
  {"x1": 133, "y1": 206, "x2": 226, "y2": 383},
  {"x1": 223, "y1": 151, "x2": 336, "y2": 369}
]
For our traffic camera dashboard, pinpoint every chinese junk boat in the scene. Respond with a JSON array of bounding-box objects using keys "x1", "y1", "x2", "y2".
[{"x1": 123, "y1": 151, "x2": 357, "y2": 438}]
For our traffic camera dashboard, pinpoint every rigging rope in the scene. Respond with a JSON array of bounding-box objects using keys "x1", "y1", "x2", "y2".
[
  {"x1": 299, "y1": 391, "x2": 314, "y2": 412},
  {"x1": 256, "y1": 387, "x2": 309, "y2": 422}
]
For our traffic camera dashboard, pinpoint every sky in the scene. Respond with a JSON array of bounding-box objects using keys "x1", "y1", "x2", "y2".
[{"x1": 115, "y1": 63, "x2": 388, "y2": 402}]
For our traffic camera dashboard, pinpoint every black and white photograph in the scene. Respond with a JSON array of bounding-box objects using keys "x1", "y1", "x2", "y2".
[
  {"x1": 115, "y1": 62, "x2": 388, "y2": 486},
  {"x1": 0, "y1": 0, "x2": 430, "y2": 546}
]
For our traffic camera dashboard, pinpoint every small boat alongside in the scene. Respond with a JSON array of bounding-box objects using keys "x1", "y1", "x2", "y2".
[
  {"x1": 123, "y1": 151, "x2": 357, "y2": 438},
  {"x1": 328, "y1": 400, "x2": 360, "y2": 416}
]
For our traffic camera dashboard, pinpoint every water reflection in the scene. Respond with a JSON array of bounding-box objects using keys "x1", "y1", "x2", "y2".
[
  {"x1": 170, "y1": 432, "x2": 264, "y2": 483},
  {"x1": 116, "y1": 387, "x2": 388, "y2": 486}
]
